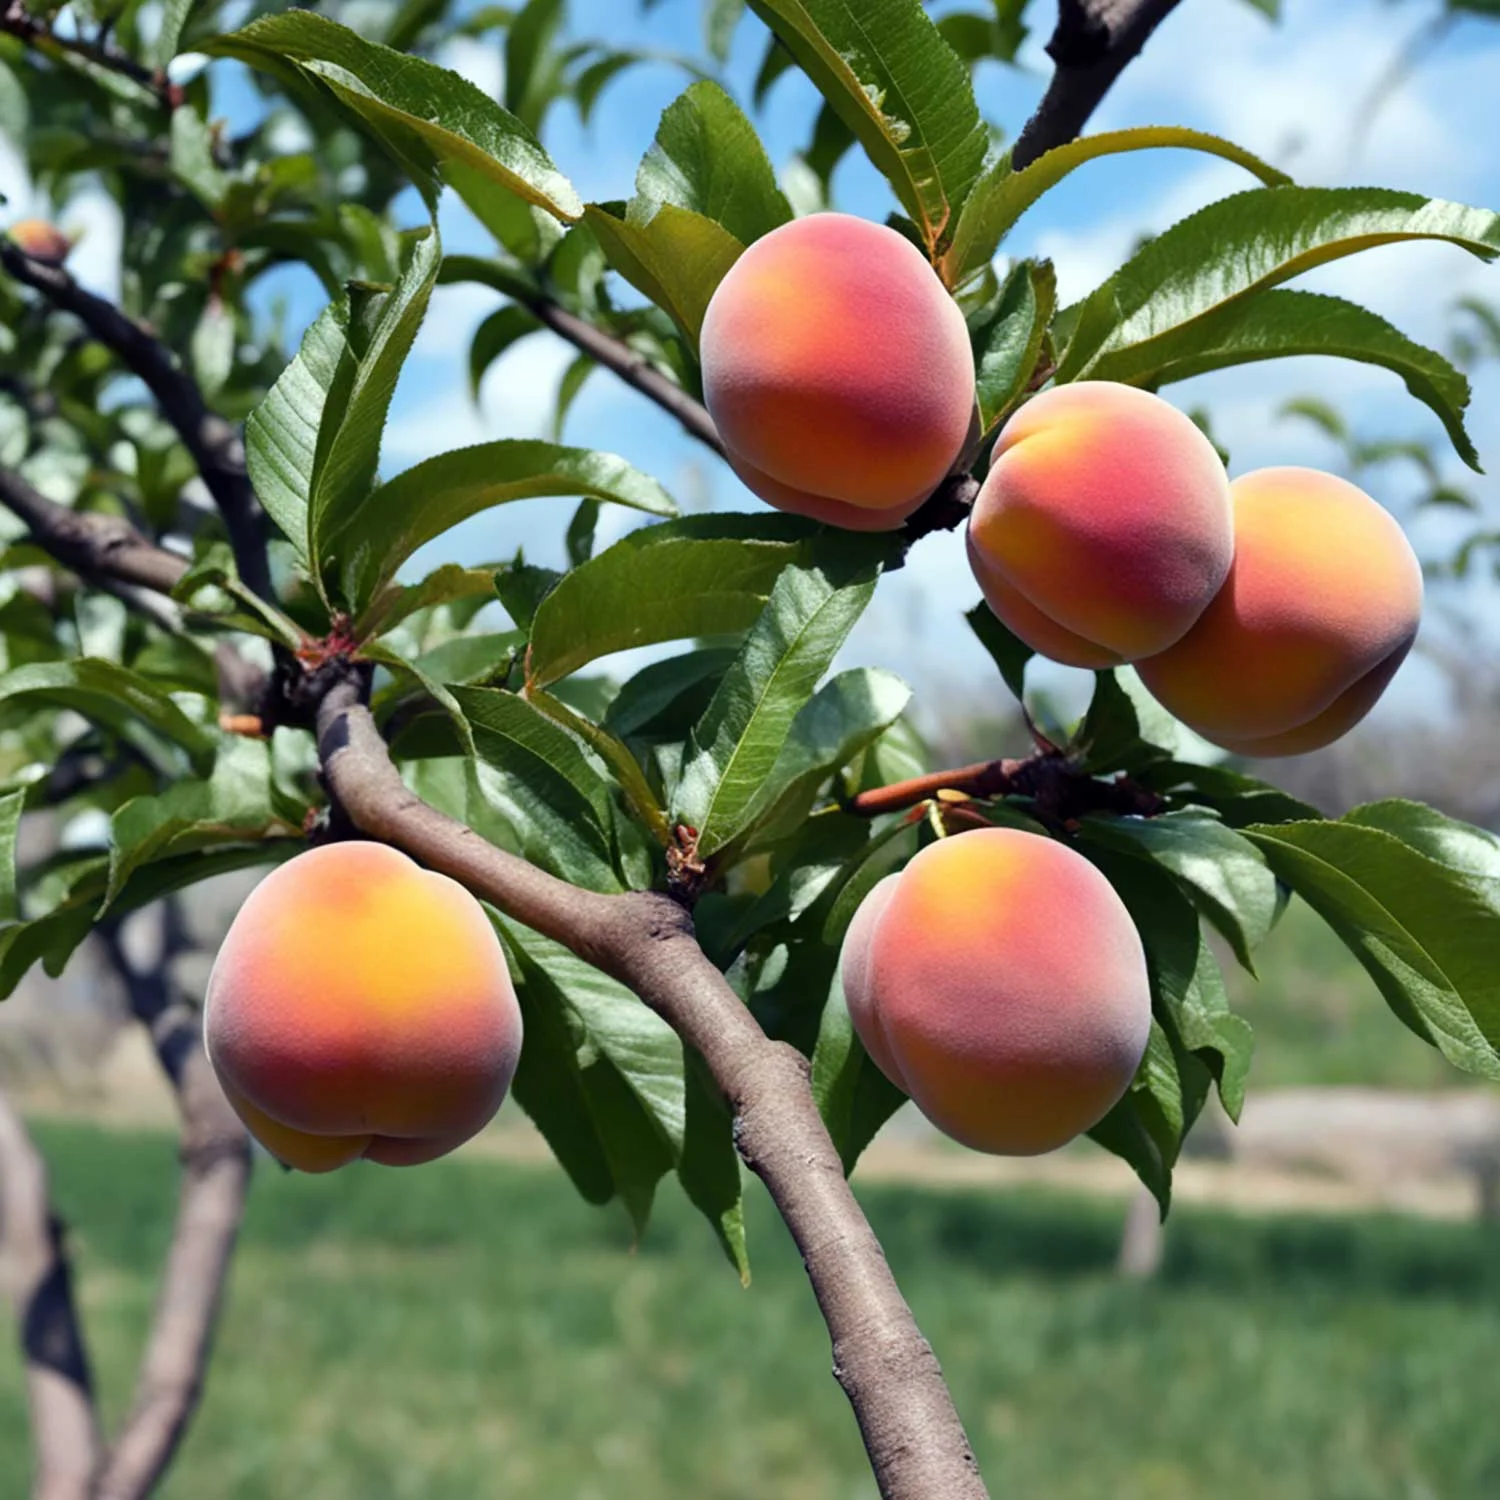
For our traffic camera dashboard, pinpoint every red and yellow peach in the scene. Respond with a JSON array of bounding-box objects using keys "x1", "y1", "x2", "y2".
[
  {"x1": 1137, "y1": 467, "x2": 1423, "y2": 756},
  {"x1": 968, "y1": 382, "x2": 1234, "y2": 668},
  {"x1": 840, "y1": 828, "x2": 1152, "y2": 1156},
  {"x1": 205, "y1": 842, "x2": 522, "y2": 1172},
  {"x1": 701, "y1": 213, "x2": 976, "y2": 530}
]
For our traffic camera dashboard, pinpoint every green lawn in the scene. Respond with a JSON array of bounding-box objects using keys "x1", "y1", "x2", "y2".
[{"x1": 3, "y1": 1123, "x2": 1499, "y2": 1499}]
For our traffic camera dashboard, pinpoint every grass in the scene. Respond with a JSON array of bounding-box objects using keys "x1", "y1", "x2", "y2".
[
  {"x1": 3, "y1": 1122, "x2": 1499, "y2": 1499},
  {"x1": 1224, "y1": 897, "x2": 1463, "y2": 1092}
]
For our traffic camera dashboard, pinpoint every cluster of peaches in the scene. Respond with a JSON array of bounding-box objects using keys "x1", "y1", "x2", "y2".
[{"x1": 207, "y1": 211, "x2": 1425, "y2": 1175}]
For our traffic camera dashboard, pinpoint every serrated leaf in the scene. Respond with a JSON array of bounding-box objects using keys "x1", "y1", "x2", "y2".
[
  {"x1": 210, "y1": 12, "x2": 583, "y2": 222},
  {"x1": 0, "y1": 789, "x2": 24, "y2": 923},
  {"x1": 965, "y1": 601, "x2": 1032, "y2": 703},
  {"x1": 453, "y1": 686, "x2": 622, "y2": 891},
  {"x1": 1058, "y1": 187, "x2": 1500, "y2": 386},
  {"x1": 1082, "y1": 811, "x2": 1279, "y2": 974},
  {"x1": 496, "y1": 915, "x2": 746, "y2": 1270},
  {"x1": 811, "y1": 967, "x2": 910, "y2": 1175},
  {"x1": 105, "y1": 737, "x2": 292, "y2": 908},
  {"x1": 468, "y1": 304, "x2": 541, "y2": 399},
  {"x1": 528, "y1": 514, "x2": 819, "y2": 687},
  {"x1": 0, "y1": 660, "x2": 213, "y2": 774},
  {"x1": 1245, "y1": 816, "x2": 1500, "y2": 1080},
  {"x1": 675, "y1": 548, "x2": 885, "y2": 857},
  {"x1": 944, "y1": 127, "x2": 1291, "y2": 288},
  {"x1": 329, "y1": 440, "x2": 678, "y2": 610},
  {"x1": 747, "y1": 0, "x2": 988, "y2": 254},
  {"x1": 584, "y1": 201, "x2": 743, "y2": 349},
  {"x1": 971, "y1": 258, "x2": 1055, "y2": 432},
  {"x1": 742, "y1": 668, "x2": 912, "y2": 848},
  {"x1": 1096, "y1": 288, "x2": 1483, "y2": 472},
  {"x1": 635, "y1": 80, "x2": 792, "y2": 245}
]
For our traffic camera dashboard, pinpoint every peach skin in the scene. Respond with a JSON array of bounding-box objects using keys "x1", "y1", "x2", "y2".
[
  {"x1": 700, "y1": 213, "x2": 976, "y2": 529},
  {"x1": 968, "y1": 382, "x2": 1234, "y2": 667},
  {"x1": 1136, "y1": 467, "x2": 1423, "y2": 757},
  {"x1": 205, "y1": 842, "x2": 522, "y2": 1172},
  {"x1": 840, "y1": 828, "x2": 1152, "y2": 1156}
]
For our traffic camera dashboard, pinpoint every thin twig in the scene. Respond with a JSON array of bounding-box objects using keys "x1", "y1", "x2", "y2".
[
  {"x1": 0, "y1": 244, "x2": 271, "y2": 599},
  {"x1": 0, "y1": 0, "x2": 175, "y2": 106},
  {"x1": 1012, "y1": 0, "x2": 1187, "y2": 169},
  {"x1": 526, "y1": 298, "x2": 725, "y2": 456},
  {"x1": 0, "y1": 1088, "x2": 102, "y2": 1500},
  {"x1": 316, "y1": 678, "x2": 989, "y2": 1500}
]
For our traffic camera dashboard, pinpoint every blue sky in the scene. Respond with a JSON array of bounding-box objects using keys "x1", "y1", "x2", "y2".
[{"x1": 7, "y1": 0, "x2": 1500, "y2": 737}]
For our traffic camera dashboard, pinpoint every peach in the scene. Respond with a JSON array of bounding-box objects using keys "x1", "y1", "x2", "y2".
[
  {"x1": 204, "y1": 842, "x2": 522, "y2": 1172},
  {"x1": 967, "y1": 382, "x2": 1234, "y2": 668},
  {"x1": 1136, "y1": 467, "x2": 1423, "y2": 757},
  {"x1": 840, "y1": 829, "x2": 1151, "y2": 1156},
  {"x1": 700, "y1": 213, "x2": 976, "y2": 530}
]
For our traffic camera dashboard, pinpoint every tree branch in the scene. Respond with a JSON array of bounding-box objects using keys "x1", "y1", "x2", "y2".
[
  {"x1": 315, "y1": 679, "x2": 988, "y2": 1500},
  {"x1": 92, "y1": 908, "x2": 252, "y2": 1500},
  {"x1": 526, "y1": 297, "x2": 725, "y2": 456},
  {"x1": 0, "y1": 1, "x2": 176, "y2": 107},
  {"x1": 1012, "y1": 0, "x2": 1187, "y2": 169},
  {"x1": 0, "y1": 243, "x2": 272, "y2": 600},
  {"x1": 0, "y1": 1088, "x2": 102, "y2": 1500}
]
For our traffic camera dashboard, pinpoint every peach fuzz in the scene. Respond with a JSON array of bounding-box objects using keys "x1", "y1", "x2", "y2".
[
  {"x1": 205, "y1": 841, "x2": 522, "y2": 1172},
  {"x1": 1136, "y1": 467, "x2": 1423, "y2": 757},
  {"x1": 968, "y1": 382, "x2": 1234, "y2": 668},
  {"x1": 700, "y1": 213, "x2": 976, "y2": 530},
  {"x1": 840, "y1": 829, "x2": 1152, "y2": 1156}
]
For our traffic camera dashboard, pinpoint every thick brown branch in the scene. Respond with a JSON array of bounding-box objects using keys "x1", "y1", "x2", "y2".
[
  {"x1": 0, "y1": 1088, "x2": 102, "y2": 1500},
  {"x1": 1012, "y1": 0, "x2": 1186, "y2": 169},
  {"x1": 92, "y1": 911, "x2": 252, "y2": 1500},
  {"x1": 316, "y1": 681, "x2": 988, "y2": 1500},
  {"x1": 0, "y1": 1, "x2": 174, "y2": 105},
  {"x1": 527, "y1": 298, "x2": 726, "y2": 456},
  {"x1": 0, "y1": 243, "x2": 272, "y2": 600}
]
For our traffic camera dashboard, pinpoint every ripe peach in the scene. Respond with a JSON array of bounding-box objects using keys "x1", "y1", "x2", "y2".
[
  {"x1": 968, "y1": 382, "x2": 1234, "y2": 667},
  {"x1": 700, "y1": 213, "x2": 976, "y2": 530},
  {"x1": 1136, "y1": 467, "x2": 1423, "y2": 756},
  {"x1": 840, "y1": 829, "x2": 1152, "y2": 1156},
  {"x1": 5, "y1": 219, "x2": 73, "y2": 266},
  {"x1": 205, "y1": 842, "x2": 522, "y2": 1172}
]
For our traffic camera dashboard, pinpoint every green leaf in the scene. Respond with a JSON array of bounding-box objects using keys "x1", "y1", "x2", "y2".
[
  {"x1": 584, "y1": 202, "x2": 743, "y2": 349},
  {"x1": 741, "y1": 668, "x2": 912, "y2": 848},
  {"x1": 1057, "y1": 187, "x2": 1500, "y2": 384},
  {"x1": 675, "y1": 548, "x2": 885, "y2": 857},
  {"x1": 528, "y1": 514, "x2": 819, "y2": 687},
  {"x1": 1085, "y1": 843, "x2": 1253, "y2": 1124},
  {"x1": 811, "y1": 967, "x2": 909, "y2": 1175},
  {"x1": 1082, "y1": 811, "x2": 1279, "y2": 975},
  {"x1": 1095, "y1": 289, "x2": 1483, "y2": 472},
  {"x1": 104, "y1": 737, "x2": 293, "y2": 908},
  {"x1": 453, "y1": 686, "x2": 622, "y2": 891},
  {"x1": 706, "y1": 0, "x2": 747, "y2": 59},
  {"x1": 746, "y1": 0, "x2": 989, "y2": 254},
  {"x1": 971, "y1": 258, "x2": 1055, "y2": 432},
  {"x1": 0, "y1": 660, "x2": 213, "y2": 774},
  {"x1": 357, "y1": 564, "x2": 502, "y2": 640},
  {"x1": 1136, "y1": 760, "x2": 1320, "y2": 829},
  {"x1": 1244, "y1": 816, "x2": 1500, "y2": 1081},
  {"x1": 495, "y1": 916, "x2": 680, "y2": 1237},
  {"x1": 634, "y1": 81, "x2": 792, "y2": 245},
  {"x1": 469, "y1": 304, "x2": 541, "y2": 399},
  {"x1": 1342, "y1": 799, "x2": 1500, "y2": 886},
  {"x1": 169, "y1": 105, "x2": 229, "y2": 211},
  {"x1": 604, "y1": 648, "x2": 742, "y2": 742},
  {"x1": 210, "y1": 12, "x2": 583, "y2": 222},
  {"x1": 944, "y1": 127, "x2": 1291, "y2": 288},
  {"x1": 190, "y1": 299, "x2": 236, "y2": 402},
  {"x1": 153, "y1": 0, "x2": 200, "y2": 67},
  {"x1": 0, "y1": 789, "x2": 24, "y2": 923},
  {"x1": 1079, "y1": 667, "x2": 1225, "y2": 775},
  {"x1": 965, "y1": 601, "x2": 1032, "y2": 703},
  {"x1": 330, "y1": 440, "x2": 678, "y2": 610}
]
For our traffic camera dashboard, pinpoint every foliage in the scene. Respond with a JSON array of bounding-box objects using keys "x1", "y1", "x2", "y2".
[{"x1": 1, "y1": 0, "x2": 1498, "y2": 1274}]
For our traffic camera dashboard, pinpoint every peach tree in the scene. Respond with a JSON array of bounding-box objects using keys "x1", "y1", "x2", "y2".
[{"x1": 0, "y1": 2, "x2": 1498, "y2": 1497}]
